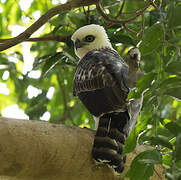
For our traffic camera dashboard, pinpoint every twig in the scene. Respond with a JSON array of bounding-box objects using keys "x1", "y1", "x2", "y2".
[
  {"x1": 159, "y1": 0, "x2": 162, "y2": 9},
  {"x1": 83, "y1": 6, "x2": 91, "y2": 24},
  {"x1": 96, "y1": 0, "x2": 154, "y2": 24},
  {"x1": 153, "y1": 167, "x2": 163, "y2": 180},
  {"x1": 0, "y1": 0, "x2": 98, "y2": 52},
  {"x1": 122, "y1": 24, "x2": 138, "y2": 35},
  {"x1": 115, "y1": 0, "x2": 126, "y2": 19},
  {"x1": 151, "y1": 1, "x2": 159, "y2": 10}
]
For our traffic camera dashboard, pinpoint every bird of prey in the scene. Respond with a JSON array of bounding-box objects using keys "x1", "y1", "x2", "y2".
[{"x1": 71, "y1": 24, "x2": 142, "y2": 174}]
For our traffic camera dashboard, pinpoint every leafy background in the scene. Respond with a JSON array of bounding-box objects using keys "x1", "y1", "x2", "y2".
[{"x1": 0, "y1": 0, "x2": 181, "y2": 179}]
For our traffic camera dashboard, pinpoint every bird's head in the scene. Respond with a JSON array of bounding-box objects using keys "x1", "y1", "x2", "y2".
[
  {"x1": 71, "y1": 24, "x2": 113, "y2": 59},
  {"x1": 125, "y1": 48, "x2": 141, "y2": 69}
]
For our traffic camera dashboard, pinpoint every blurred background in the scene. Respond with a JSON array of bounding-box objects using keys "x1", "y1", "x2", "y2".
[{"x1": 0, "y1": 0, "x2": 181, "y2": 179}]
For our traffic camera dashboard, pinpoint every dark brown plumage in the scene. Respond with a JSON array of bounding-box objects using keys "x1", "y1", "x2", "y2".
[
  {"x1": 73, "y1": 47, "x2": 130, "y2": 173},
  {"x1": 72, "y1": 24, "x2": 143, "y2": 174},
  {"x1": 73, "y1": 48, "x2": 129, "y2": 117}
]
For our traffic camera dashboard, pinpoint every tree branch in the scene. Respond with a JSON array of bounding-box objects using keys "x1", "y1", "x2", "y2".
[
  {"x1": 0, "y1": 117, "x2": 165, "y2": 180},
  {"x1": 0, "y1": 0, "x2": 98, "y2": 52},
  {"x1": 0, "y1": 35, "x2": 71, "y2": 43}
]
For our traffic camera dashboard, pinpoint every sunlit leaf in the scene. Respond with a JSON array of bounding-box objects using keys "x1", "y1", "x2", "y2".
[{"x1": 162, "y1": 153, "x2": 172, "y2": 166}]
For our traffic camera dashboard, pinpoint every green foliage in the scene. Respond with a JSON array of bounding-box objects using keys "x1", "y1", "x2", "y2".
[
  {"x1": 126, "y1": 149, "x2": 161, "y2": 180},
  {"x1": 139, "y1": 23, "x2": 164, "y2": 55},
  {"x1": 0, "y1": 0, "x2": 181, "y2": 179}
]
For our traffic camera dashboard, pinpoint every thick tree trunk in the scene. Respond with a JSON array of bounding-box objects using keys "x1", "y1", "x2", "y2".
[{"x1": 0, "y1": 117, "x2": 165, "y2": 180}]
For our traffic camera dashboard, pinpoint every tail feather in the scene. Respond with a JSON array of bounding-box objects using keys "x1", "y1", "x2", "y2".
[
  {"x1": 92, "y1": 148, "x2": 121, "y2": 165},
  {"x1": 95, "y1": 127, "x2": 108, "y2": 137},
  {"x1": 92, "y1": 111, "x2": 130, "y2": 174},
  {"x1": 93, "y1": 136, "x2": 118, "y2": 151},
  {"x1": 108, "y1": 128, "x2": 125, "y2": 144}
]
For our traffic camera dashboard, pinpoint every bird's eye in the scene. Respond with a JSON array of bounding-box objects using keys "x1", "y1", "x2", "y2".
[
  {"x1": 132, "y1": 53, "x2": 138, "y2": 59},
  {"x1": 84, "y1": 35, "x2": 95, "y2": 42}
]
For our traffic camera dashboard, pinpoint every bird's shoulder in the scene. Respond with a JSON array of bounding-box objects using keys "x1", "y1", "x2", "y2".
[
  {"x1": 73, "y1": 48, "x2": 129, "y2": 95},
  {"x1": 77, "y1": 48, "x2": 128, "y2": 71}
]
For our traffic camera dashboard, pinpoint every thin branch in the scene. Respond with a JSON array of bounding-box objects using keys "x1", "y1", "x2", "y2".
[
  {"x1": 96, "y1": 0, "x2": 154, "y2": 24},
  {"x1": 0, "y1": 0, "x2": 98, "y2": 52},
  {"x1": 159, "y1": 0, "x2": 162, "y2": 9},
  {"x1": 154, "y1": 167, "x2": 163, "y2": 180},
  {"x1": 0, "y1": 35, "x2": 71, "y2": 43},
  {"x1": 115, "y1": 0, "x2": 126, "y2": 19},
  {"x1": 122, "y1": 24, "x2": 138, "y2": 35},
  {"x1": 83, "y1": 6, "x2": 91, "y2": 24},
  {"x1": 151, "y1": 1, "x2": 159, "y2": 10},
  {"x1": 87, "y1": 6, "x2": 91, "y2": 24}
]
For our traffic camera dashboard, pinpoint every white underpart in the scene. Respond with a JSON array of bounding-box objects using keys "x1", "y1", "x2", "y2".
[{"x1": 71, "y1": 24, "x2": 113, "y2": 59}]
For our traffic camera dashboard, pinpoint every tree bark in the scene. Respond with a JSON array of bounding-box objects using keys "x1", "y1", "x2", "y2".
[{"x1": 0, "y1": 117, "x2": 165, "y2": 180}]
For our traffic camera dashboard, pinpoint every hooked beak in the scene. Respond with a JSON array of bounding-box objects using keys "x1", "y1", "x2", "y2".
[{"x1": 74, "y1": 39, "x2": 86, "y2": 49}]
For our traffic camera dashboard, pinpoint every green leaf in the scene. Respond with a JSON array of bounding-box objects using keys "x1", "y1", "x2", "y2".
[
  {"x1": 162, "y1": 153, "x2": 172, "y2": 166},
  {"x1": 137, "y1": 72, "x2": 157, "y2": 92},
  {"x1": 148, "y1": 136, "x2": 173, "y2": 149},
  {"x1": 33, "y1": 52, "x2": 64, "y2": 77},
  {"x1": 126, "y1": 150, "x2": 159, "y2": 180},
  {"x1": 168, "y1": 36, "x2": 181, "y2": 44},
  {"x1": 68, "y1": 12, "x2": 86, "y2": 28},
  {"x1": 165, "y1": 122, "x2": 181, "y2": 136},
  {"x1": 108, "y1": 31, "x2": 135, "y2": 45},
  {"x1": 167, "y1": 3, "x2": 181, "y2": 28},
  {"x1": 49, "y1": 12, "x2": 68, "y2": 26},
  {"x1": 138, "y1": 150, "x2": 162, "y2": 164},
  {"x1": 108, "y1": 3, "x2": 121, "y2": 17},
  {"x1": 175, "y1": 134, "x2": 181, "y2": 162},
  {"x1": 139, "y1": 23, "x2": 163, "y2": 55},
  {"x1": 164, "y1": 87, "x2": 181, "y2": 100},
  {"x1": 165, "y1": 61, "x2": 181, "y2": 75},
  {"x1": 160, "y1": 77, "x2": 181, "y2": 89},
  {"x1": 124, "y1": 129, "x2": 137, "y2": 154},
  {"x1": 176, "y1": 160, "x2": 181, "y2": 168},
  {"x1": 25, "y1": 92, "x2": 49, "y2": 120},
  {"x1": 41, "y1": 53, "x2": 63, "y2": 77}
]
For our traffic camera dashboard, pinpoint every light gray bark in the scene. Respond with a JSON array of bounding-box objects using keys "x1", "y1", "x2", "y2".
[{"x1": 0, "y1": 117, "x2": 165, "y2": 180}]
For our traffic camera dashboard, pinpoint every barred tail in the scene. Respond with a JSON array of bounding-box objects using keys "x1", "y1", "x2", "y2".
[{"x1": 92, "y1": 111, "x2": 130, "y2": 174}]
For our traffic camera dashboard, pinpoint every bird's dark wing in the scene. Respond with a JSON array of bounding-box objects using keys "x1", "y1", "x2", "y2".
[
  {"x1": 73, "y1": 48, "x2": 129, "y2": 116},
  {"x1": 73, "y1": 48, "x2": 129, "y2": 95}
]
